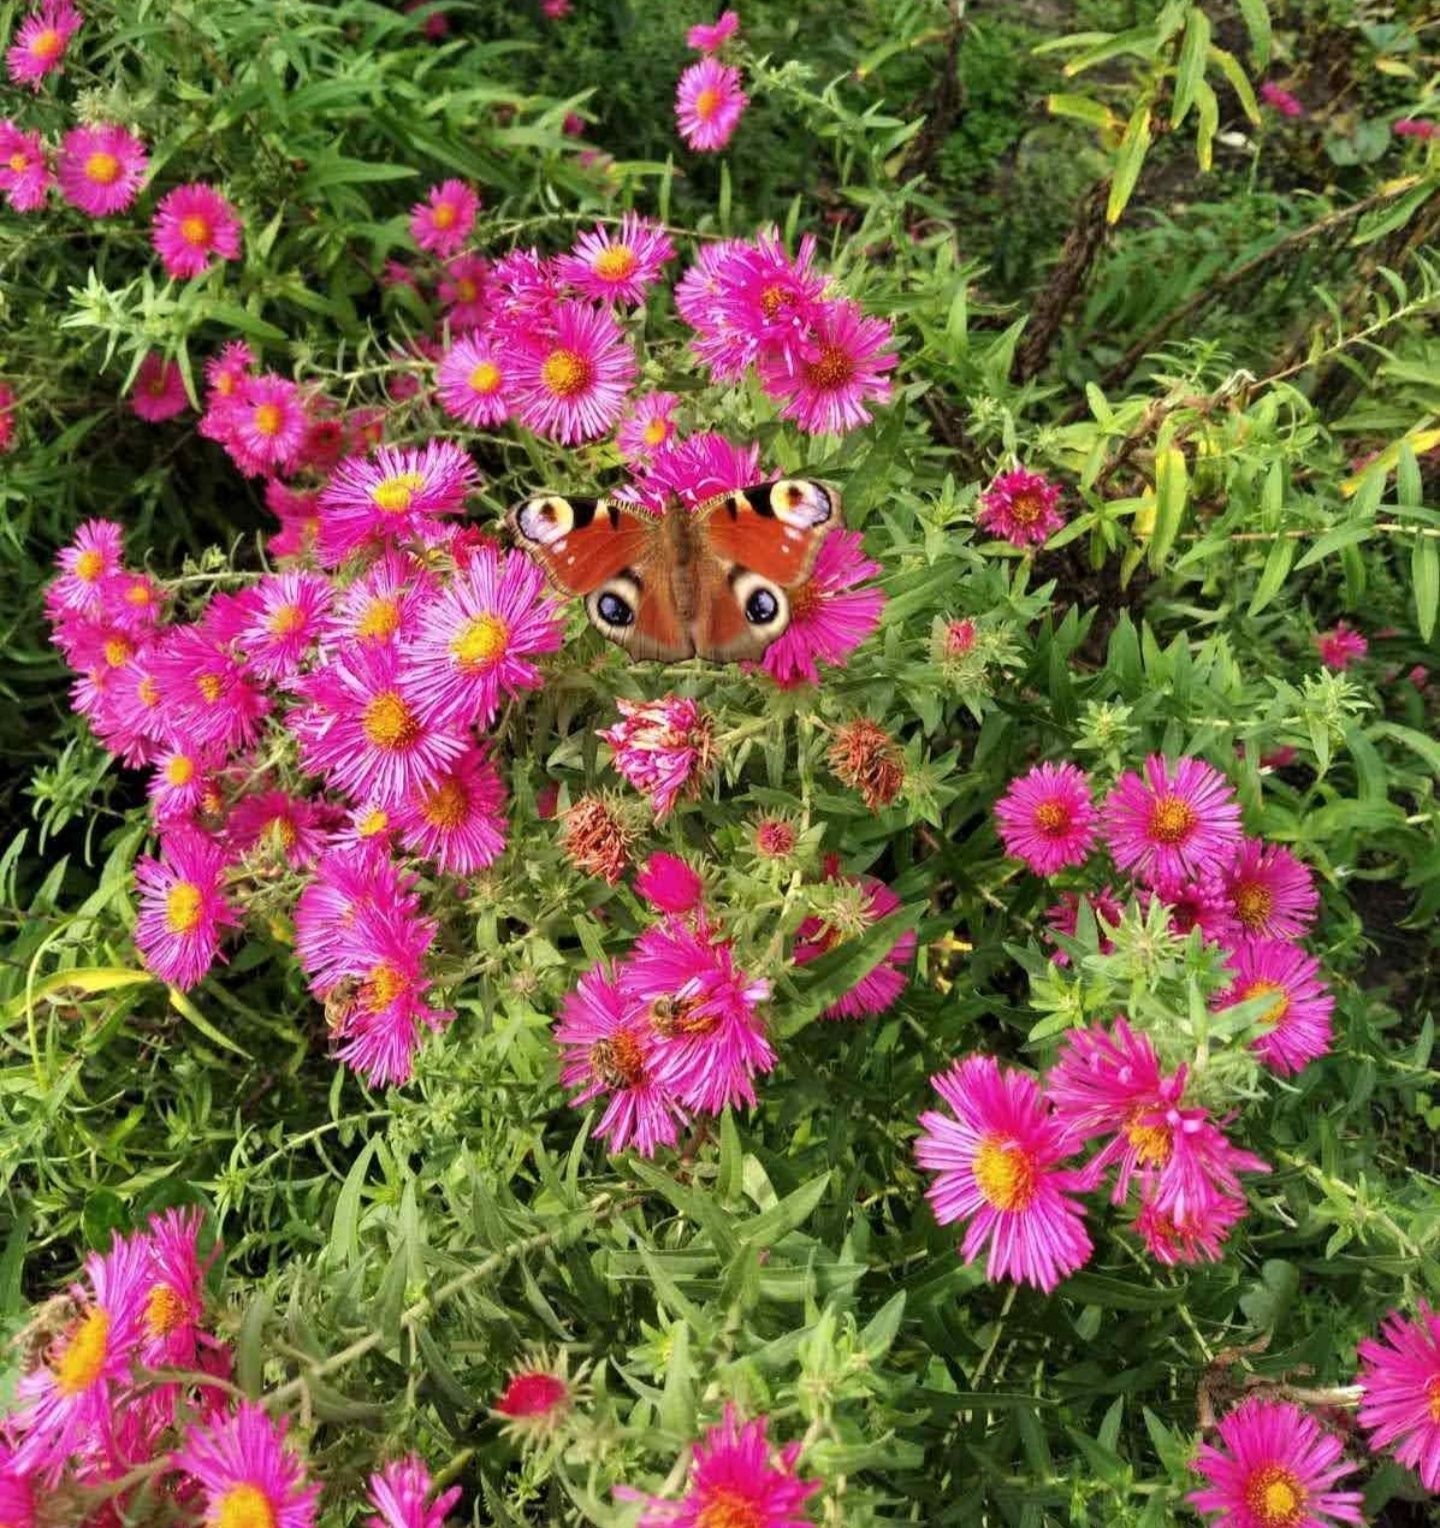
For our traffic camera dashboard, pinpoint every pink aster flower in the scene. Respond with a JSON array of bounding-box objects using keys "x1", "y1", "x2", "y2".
[
  {"x1": 623, "y1": 432, "x2": 761, "y2": 513},
  {"x1": 0, "y1": 119, "x2": 53, "y2": 210},
  {"x1": 318, "y1": 440, "x2": 478, "y2": 564},
  {"x1": 435, "y1": 333, "x2": 511, "y2": 428},
  {"x1": 151, "y1": 624, "x2": 269, "y2": 753},
  {"x1": 240, "y1": 571, "x2": 331, "y2": 679},
  {"x1": 676, "y1": 58, "x2": 748, "y2": 152},
  {"x1": 1131, "y1": 1191, "x2": 1246, "y2": 1267},
  {"x1": 293, "y1": 642, "x2": 466, "y2": 808},
  {"x1": 993, "y1": 761, "x2": 1097, "y2": 875},
  {"x1": 622, "y1": 920, "x2": 774, "y2": 1115},
  {"x1": 634, "y1": 852, "x2": 705, "y2": 917},
  {"x1": 1189, "y1": 1397, "x2": 1362, "y2": 1528},
  {"x1": 1215, "y1": 838, "x2": 1319, "y2": 942},
  {"x1": 1045, "y1": 1017, "x2": 1168, "y2": 1145},
  {"x1": 976, "y1": 467, "x2": 1065, "y2": 548},
  {"x1": 437, "y1": 253, "x2": 488, "y2": 329},
  {"x1": 151, "y1": 183, "x2": 243, "y2": 279},
  {"x1": 1217, "y1": 938, "x2": 1335, "y2": 1076},
  {"x1": 1316, "y1": 621, "x2": 1367, "y2": 670},
  {"x1": 57, "y1": 123, "x2": 148, "y2": 217},
  {"x1": 137, "y1": 1207, "x2": 211, "y2": 1370},
  {"x1": 366, "y1": 1456, "x2": 462, "y2": 1528},
  {"x1": 409, "y1": 179, "x2": 480, "y2": 258},
  {"x1": 556, "y1": 213, "x2": 675, "y2": 306},
  {"x1": 761, "y1": 528, "x2": 884, "y2": 686},
  {"x1": 6, "y1": 0, "x2": 81, "y2": 89},
  {"x1": 1102, "y1": 754, "x2": 1244, "y2": 887},
  {"x1": 792, "y1": 872, "x2": 914, "y2": 1019},
  {"x1": 147, "y1": 743, "x2": 224, "y2": 825},
  {"x1": 626, "y1": 1405, "x2": 821, "y2": 1528},
  {"x1": 1138, "y1": 1097, "x2": 1269, "y2": 1226},
  {"x1": 173, "y1": 1402, "x2": 320, "y2": 1528},
  {"x1": 542, "y1": 0, "x2": 571, "y2": 16},
  {"x1": 915, "y1": 1055, "x2": 1092, "y2": 1291},
  {"x1": 227, "y1": 373, "x2": 307, "y2": 476},
  {"x1": 555, "y1": 962, "x2": 684, "y2": 1157},
  {"x1": 404, "y1": 545, "x2": 563, "y2": 729},
  {"x1": 51, "y1": 519, "x2": 124, "y2": 616},
  {"x1": 688, "y1": 231, "x2": 827, "y2": 380},
  {"x1": 227, "y1": 791, "x2": 329, "y2": 869},
  {"x1": 204, "y1": 340, "x2": 253, "y2": 403},
  {"x1": 134, "y1": 830, "x2": 238, "y2": 990},
  {"x1": 509, "y1": 299, "x2": 638, "y2": 444},
  {"x1": 1260, "y1": 81, "x2": 1305, "y2": 118},
  {"x1": 0, "y1": 1455, "x2": 34, "y2": 1528},
  {"x1": 130, "y1": 353, "x2": 189, "y2": 422},
  {"x1": 1358, "y1": 1304, "x2": 1440, "y2": 1490},
  {"x1": 599, "y1": 695, "x2": 716, "y2": 817},
  {"x1": 757, "y1": 298, "x2": 898, "y2": 436},
  {"x1": 1395, "y1": 118, "x2": 1439, "y2": 141},
  {"x1": 616, "y1": 392, "x2": 681, "y2": 463},
  {"x1": 687, "y1": 10, "x2": 740, "y2": 51},
  {"x1": 392, "y1": 743, "x2": 508, "y2": 875},
  {"x1": 294, "y1": 848, "x2": 420, "y2": 991},
  {"x1": 324, "y1": 550, "x2": 434, "y2": 650}
]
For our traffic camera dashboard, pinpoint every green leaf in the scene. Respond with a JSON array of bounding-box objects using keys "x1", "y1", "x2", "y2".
[
  {"x1": 1147, "y1": 442, "x2": 1188, "y2": 570},
  {"x1": 1107, "y1": 102, "x2": 1152, "y2": 224},
  {"x1": 168, "y1": 986, "x2": 250, "y2": 1057},
  {"x1": 1208, "y1": 44, "x2": 1261, "y2": 125},
  {"x1": 1249, "y1": 537, "x2": 1295, "y2": 615},
  {"x1": 1236, "y1": 0, "x2": 1272, "y2": 68},
  {"x1": 1046, "y1": 94, "x2": 1115, "y2": 131},
  {"x1": 1413, "y1": 535, "x2": 1439, "y2": 642},
  {"x1": 1171, "y1": 10, "x2": 1211, "y2": 128}
]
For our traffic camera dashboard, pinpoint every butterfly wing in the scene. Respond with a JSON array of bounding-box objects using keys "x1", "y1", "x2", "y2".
[{"x1": 507, "y1": 494, "x2": 694, "y2": 661}]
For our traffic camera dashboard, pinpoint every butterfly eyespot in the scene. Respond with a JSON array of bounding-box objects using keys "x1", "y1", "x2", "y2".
[
  {"x1": 745, "y1": 588, "x2": 779, "y2": 624},
  {"x1": 515, "y1": 495, "x2": 575, "y2": 546},
  {"x1": 769, "y1": 478, "x2": 835, "y2": 530},
  {"x1": 597, "y1": 591, "x2": 633, "y2": 627},
  {"x1": 731, "y1": 570, "x2": 789, "y2": 636}
]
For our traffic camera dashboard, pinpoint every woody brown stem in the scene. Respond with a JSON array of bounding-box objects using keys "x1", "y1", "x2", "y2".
[{"x1": 1011, "y1": 178, "x2": 1113, "y2": 384}]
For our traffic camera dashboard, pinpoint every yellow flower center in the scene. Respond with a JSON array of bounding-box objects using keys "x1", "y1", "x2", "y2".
[
  {"x1": 642, "y1": 416, "x2": 669, "y2": 447},
  {"x1": 455, "y1": 277, "x2": 478, "y2": 302},
  {"x1": 590, "y1": 1030, "x2": 647, "y2": 1088},
  {"x1": 972, "y1": 1133, "x2": 1038, "y2": 1212},
  {"x1": 75, "y1": 547, "x2": 105, "y2": 581},
  {"x1": 138, "y1": 675, "x2": 161, "y2": 707},
  {"x1": 125, "y1": 580, "x2": 155, "y2": 606},
  {"x1": 358, "y1": 807, "x2": 389, "y2": 838},
  {"x1": 451, "y1": 613, "x2": 510, "y2": 670},
  {"x1": 1235, "y1": 882, "x2": 1273, "y2": 931},
  {"x1": 1148, "y1": 793, "x2": 1196, "y2": 845},
  {"x1": 468, "y1": 360, "x2": 502, "y2": 396},
  {"x1": 215, "y1": 1483, "x2": 277, "y2": 1528},
  {"x1": 165, "y1": 754, "x2": 196, "y2": 787},
  {"x1": 252, "y1": 402, "x2": 283, "y2": 438},
  {"x1": 85, "y1": 151, "x2": 121, "y2": 186},
  {"x1": 30, "y1": 26, "x2": 64, "y2": 60},
  {"x1": 1243, "y1": 1465, "x2": 1305, "y2": 1528},
  {"x1": 53, "y1": 1308, "x2": 110, "y2": 1395},
  {"x1": 145, "y1": 1282, "x2": 187, "y2": 1338},
  {"x1": 694, "y1": 87, "x2": 723, "y2": 121},
  {"x1": 759, "y1": 284, "x2": 792, "y2": 319},
  {"x1": 1427, "y1": 1374, "x2": 1440, "y2": 1423},
  {"x1": 803, "y1": 344, "x2": 855, "y2": 390},
  {"x1": 1009, "y1": 491, "x2": 1046, "y2": 526},
  {"x1": 165, "y1": 882, "x2": 204, "y2": 935},
  {"x1": 361, "y1": 690, "x2": 421, "y2": 750},
  {"x1": 1032, "y1": 800, "x2": 1070, "y2": 837},
  {"x1": 196, "y1": 672, "x2": 225, "y2": 704},
  {"x1": 267, "y1": 603, "x2": 305, "y2": 636},
  {"x1": 695, "y1": 1489, "x2": 764, "y2": 1528},
  {"x1": 179, "y1": 214, "x2": 211, "y2": 247},
  {"x1": 593, "y1": 244, "x2": 639, "y2": 282},
  {"x1": 357, "y1": 596, "x2": 401, "y2": 640},
  {"x1": 103, "y1": 636, "x2": 133, "y2": 668},
  {"x1": 420, "y1": 776, "x2": 470, "y2": 830},
  {"x1": 1123, "y1": 1111, "x2": 1172, "y2": 1166},
  {"x1": 363, "y1": 962, "x2": 407, "y2": 1012},
  {"x1": 541, "y1": 347, "x2": 592, "y2": 399},
  {"x1": 216, "y1": 371, "x2": 239, "y2": 397},
  {"x1": 431, "y1": 201, "x2": 458, "y2": 230},
  {"x1": 371, "y1": 471, "x2": 426, "y2": 514},
  {"x1": 9, "y1": 150, "x2": 30, "y2": 173},
  {"x1": 1243, "y1": 979, "x2": 1290, "y2": 1028}
]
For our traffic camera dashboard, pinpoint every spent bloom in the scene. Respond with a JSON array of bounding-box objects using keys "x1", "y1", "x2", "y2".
[
  {"x1": 7, "y1": 0, "x2": 81, "y2": 89},
  {"x1": 993, "y1": 761, "x2": 1098, "y2": 875},
  {"x1": 599, "y1": 695, "x2": 716, "y2": 817},
  {"x1": 1102, "y1": 754, "x2": 1243, "y2": 886},
  {"x1": 560, "y1": 794, "x2": 639, "y2": 885},
  {"x1": 762, "y1": 529, "x2": 885, "y2": 686},
  {"x1": 828, "y1": 718, "x2": 903, "y2": 810},
  {"x1": 57, "y1": 123, "x2": 148, "y2": 217},
  {"x1": 365, "y1": 1456, "x2": 462, "y2": 1528},
  {"x1": 1316, "y1": 622, "x2": 1367, "y2": 671},
  {"x1": 976, "y1": 468, "x2": 1065, "y2": 548},
  {"x1": 675, "y1": 58, "x2": 748, "y2": 152},
  {"x1": 556, "y1": 212, "x2": 676, "y2": 306},
  {"x1": 409, "y1": 179, "x2": 479, "y2": 257},
  {"x1": 152, "y1": 183, "x2": 243, "y2": 279},
  {"x1": 1357, "y1": 1304, "x2": 1440, "y2": 1491},
  {"x1": 172, "y1": 1402, "x2": 321, "y2": 1528}
]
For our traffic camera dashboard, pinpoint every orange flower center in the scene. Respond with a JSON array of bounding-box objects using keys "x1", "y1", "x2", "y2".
[
  {"x1": 166, "y1": 882, "x2": 204, "y2": 935},
  {"x1": 1032, "y1": 799, "x2": 1070, "y2": 837},
  {"x1": 590, "y1": 1030, "x2": 647, "y2": 1088},
  {"x1": 103, "y1": 636, "x2": 133, "y2": 668},
  {"x1": 455, "y1": 277, "x2": 478, "y2": 302},
  {"x1": 267, "y1": 602, "x2": 305, "y2": 636},
  {"x1": 179, "y1": 214, "x2": 212, "y2": 247},
  {"x1": 1426, "y1": 1374, "x2": 1440, "y2": 1423},
  {"x1": 196, "y1": 672, "x2": 225, "y2": 704},
  {"x1": 30, "y1": 27, "x2": 64, "y2": 60},
  {"x1": 1148, "y1": 793, "x2": 1196, "y2": 845},
  {"x1": 363, "y1": 961, "x2": 407, "y2": 1012},
  {"x1": 85, "y1": 151, "x2": 121, "y2": 186},
  {"x1": 451, "y1": 613, "x2": 509, "y2": 670},
  {"x1": 125, "y1": 580, "x2": 155, "y2": 606},
  {"x1": 1123, "y1": 1110, "x2": 1172, "y2": 1165},
  {"x1": 1235, "y1": 882, "x2": 1273, "y2": 931},
  {"x1": 694, "y1": 87, "x2": 724, "y2": 121},
  {"x1": 593, "y1": 244, "x2": 638, "y2": 282},
  {"x1": 1242, "y1": 1465, "x2": 1305, "y2": 1528},
  {"x1": 138, "y1": 675, "x2": 161, "y2": 707},
  {"x1": 371, "y1": 471, "x2": 426, "y2": 513},
  {"x1": 541, "y1": 347, "x2": 592, "y2": 399},
  {"x1": 215, "y1": 1483, "x2": 277, "y2": 1528},
  {"x1": 252, "y1": 402, "x2": 283, "y2": 437},
  {"x1": 145, "y1": 1282, "x2": 187, "y2": 1338},
  {"x1": 431, "y1": 202, "x2": 458, "y2": 230},
  {"x1": 420, "y1": 776, "x2": 470, "y2": 830},
  {"x1": 803, "y1": 344, "x2": 855, "y2": 390},
  {"x1": 357, "y1": 596, "x2": 401, "y2": 640},
  {"x1": 642, "y1": 416, "x2": 669, "y2": 447},
  {"x1": 216, "y1": 372, "x2": 239, "y2": 397},
  {"x1": 9, "y1": 149, "x2": 31, "y2": 172},
  {"x1": 972, "y1": 1134, "x2": 1038, "y2": 1212},
  {"x1": 696, "y1": 1489, "x2": 764, "y2": 1528},
  {"x1": 361, "y1": 690, "x2": 421, "y2": 750},
  {"x1": 53, "y1": 1308, "x2": 110, "y2": 1395},
  {"x1": 1010, "y1": 491, "x2": 1046, "y2": 525},
  {"x1": 759, "y1": 284, "x2": 793, "y2": 319},
  {"x1": 165, "y1": 754, "x2": 196, "y2": 787},
  {"x1": 75, "y1": 547, "x2": 105, "y2": 581},
  {"x1": 468, "y1": 360, "x2": 502, "y2": 396},
  {"x1": 1242, "y1": 979, "x2": 1290, "y2": 1028}
]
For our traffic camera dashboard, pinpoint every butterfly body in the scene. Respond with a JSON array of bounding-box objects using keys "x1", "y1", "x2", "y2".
[{"x1": 507, "y1": 479, "x2": 839, "y2": 663}]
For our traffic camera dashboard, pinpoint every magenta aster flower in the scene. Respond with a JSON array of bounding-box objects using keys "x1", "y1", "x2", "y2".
[
  {"x1": 1316, "y1": 621, "x2": 1367, "y2": 671},
  {"x1": 0, "y1": 119, "x2": 53, "y2": 210},
  {"x1": 687, "y1": 9, "x2": 740, "y2": 51},
  {"x1": 324, "y1": 551, "x2": 434, "y2": 650},
  {"x1": 993, "y1": 761, "x2": 1098, "y2": 875},
  {"x1": 404, "y1": 545, "x2": 563, "y2": 730},
  {"x1": 6, "y1": 0, "x2": 80, "y2": 89},
  {"x1": 294, "y1": 848, "x2": 420, "y2": 992},
  {"x1": 793, "y1": 872, "x2": 914, "y2": 1019},
  {"x1": 1260, "y1": 81, "x2": 1305, "y2": 118},
  {"x1": 151, "y1": 624, "x2": 269, "y2": 753},
  {"x1": 976, "y1": 468, "x2": 1065, "y2": 548},
  {"x1": 1189, "y1": 1397, "x2": 1362, "y2": 1528},
  {"x1": 1131, "y1": 1189, "x2": 1246, "y2": 1266},
  {"x1": 409, "y1": 179, "x2": 479, "y2": 257},
  {"x1": 392, "y1": 743, "x2": 508, "y2": 875},
  {"x1": 437, "y1": 253, "x2": 489, "y2": 329},
  {"x1": 173, "y1": 1402, "x2": 320, "y2": 1528},
  {"x1": 761, "y1": 529, "x2": 884, "y2": 686},
  {"x1": 622, "y1": 919, "x2": 774, "y2": 1115},
  {"x1": 203, "y1": 339, "x2": 254, "y2": 403},
  {"x1": 366, "y1": 1456, "x2": 462, "y2": 1528},
  {"x1": 1102, "y1": 754, "x2": 1243, "y2": 886},
  {"x1": 623, "y1": 432, "x2": 761, "y2": 513},
  {"x1": 435, "y1": 333, "x2": 511, "y2": 428},
  {"x1": 1215, "y1": 838, "x2": 1319, "y2": 942},
  {"x1": 626, "y1": 1405, "x2": 821, "y2": 1528},
  {"x1": 509, "y1": 300, "x2": 638, "y2": 444},
  {"x1": 1140, "y1": 1097, "x2": 1268, "y2": 1226},
  {"x1": 1045, "y1": 1017, "x2": 1168, "y2": 1151},
  {"x1": 1217, "y1": 938, "x2": 1335, "y2": 1076},
  {"x1": 675, "y1": 58, "x2": 748, "y2": 152},
  {"x1": 1395, "y1": 118, "x2": 1439, "y2": 141},
  {"x1": 555, "y1": 962, "x2": 683, "y2": 1157},
  {"x1": 134, "y1": 830, "x2": 238, "y2": 990},
  {"x1": 137, "y1": 1207, "x2": 210, "y2": 1370},
  {"x1": 492, "y1": 1358, "x2": 576, "y2": 1444},
  {"x1": 51, "y1": 519, "x2": 125, "y2": 615},
  {"x1": 227, "y1": 790, "x2": 329, "y2": 869},
  {"x1": 634, "y1": 852, "x2": 705, "y2": 917},
  {"x1": 240, "y1": 571, "x2": 332, "y2": 680},
  {"x1": 915, "y1": 1055, "x2": 1092, "y2": 1291},
  {"x1": 556, "y1": 213, "x2": 675, "y2": 306},
  {"x1": 146, "y1": 744, "x2": 223, "y2": 825},
  {"x1": 128, "y1": 353, "x2": 189, "y2": 422},
  {"x1": 151, "y1": 183, "x2": 242, "y2": 279},
  {"x1": 689, "y1": 231, "x2": 827, "y2": 381},
  {"x1": 616, "y1": 391, "x2": 681, "y2": 462},
  {"x1": 228, "y1": 373, "x2": 307, "y2": 475},
  {"x1": 57, "y1": 123, "x2": 147, "y2": 217},
  {"x1": 318, "y1": 440, "x2": 478, "y2": 564},
  {"x1": 1358, "y1": 1304, "x2": 1440, "y2": 1490},
  {"x1": 757, "y1": 298, "x2": 898, "y2": 437},
  {"x1": 599, "y1": 695, "x2": 716, "y2": 817}
]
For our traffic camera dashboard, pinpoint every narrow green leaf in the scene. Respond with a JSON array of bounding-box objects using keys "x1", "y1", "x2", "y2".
[
  {"x1": 1107, "y1": 102, "x2": 1152, "y2": 224},
  {"x1": 1250, "y1": 537, "x2": 1295, "y2": 615},
  {"x1": 1236, "y1": 0, "x2": 1272, "y2": 68},
  {"x1": 1412, "y1": 535, "x2": 1439, "y2": 641},
  {"x1": 1171, "y1": 10, "x2": 1211, "y2": 127},
  {"x1": 1208, "y1": 44, "x2": 1261, "y2": 124}
]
